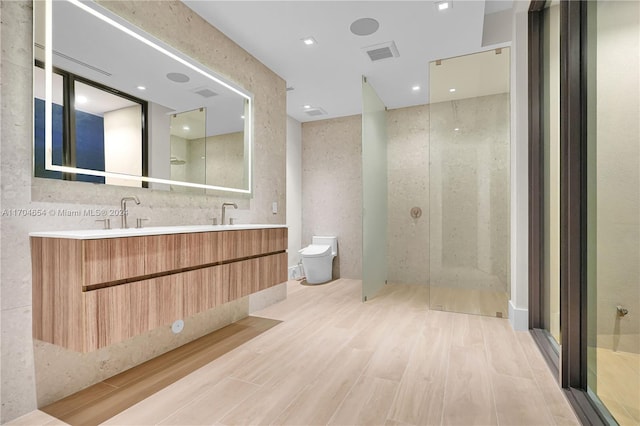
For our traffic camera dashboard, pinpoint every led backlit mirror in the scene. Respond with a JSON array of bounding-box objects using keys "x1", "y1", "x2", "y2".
[{"x1": 33, "y1": 0, "x2": 253, "y2": 194}]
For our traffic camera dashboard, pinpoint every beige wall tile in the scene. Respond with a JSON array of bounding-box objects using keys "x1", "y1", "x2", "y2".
[
  {"x1": 387, "y1": 105, "x2": 430, "y2": 286},
  {"x1": 429, "y1": 94, "x2": 511, "y2": 294},
  {"x1": 302, "y1": 115, "x2": 363, "y2": 279}
]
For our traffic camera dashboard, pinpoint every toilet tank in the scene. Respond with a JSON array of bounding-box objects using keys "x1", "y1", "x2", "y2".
[{"x1": 312, "y1": 236, "x2": 337, "y2": 256}]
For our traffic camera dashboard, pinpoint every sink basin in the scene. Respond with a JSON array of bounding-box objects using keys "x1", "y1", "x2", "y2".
[{"x1": 29, "y1": 224, "x2": 287, "y2": 239}]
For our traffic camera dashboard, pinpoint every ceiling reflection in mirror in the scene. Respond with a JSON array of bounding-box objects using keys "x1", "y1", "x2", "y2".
[{"x1": 33, "y1": 0, "x2": 253, "y2": 194}]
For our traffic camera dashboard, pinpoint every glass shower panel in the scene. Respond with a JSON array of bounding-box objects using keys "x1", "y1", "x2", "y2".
[
  {"x1": 586, "y1": 1, "x2": 640, "y2": 424},
  {"x1": 542, "y1": 1, "x2": 561, "y2": 348},
  {"x1": 428, "y1": 49, "x2": 510, "y2": 317},
  {"x1": 362, "y1": 76, "x2": 388, "y2": 301}
]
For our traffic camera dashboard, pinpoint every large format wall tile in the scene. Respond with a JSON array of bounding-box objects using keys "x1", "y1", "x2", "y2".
[
  {"x1": 302, "y1": 115, "x2": 363, "y2": 280},
  {"x1": 300, "y1": 98, "x2": 509, "y2": 298},
  {"x1": 387, "y1": 105, "x2": 430, "y2": 286},
  {"x1": 429, "y1": 94, "x2": 511, "y2": 293}
]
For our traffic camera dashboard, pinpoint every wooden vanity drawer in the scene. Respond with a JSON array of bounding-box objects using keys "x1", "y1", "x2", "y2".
[
  {"x1": 32, "y1": 228, "x2": 287, "y2": 352},
  {"x1": 83, "y1": 237, "x2": 145, "y2": 286}
]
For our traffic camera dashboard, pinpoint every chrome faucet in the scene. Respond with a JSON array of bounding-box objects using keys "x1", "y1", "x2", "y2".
[
  {"x1": 120, "y1": 196, "x2": 140, "y2": 228},
  {"x1": 221, "y1": 202, "x2": 238, "y2": 225}
]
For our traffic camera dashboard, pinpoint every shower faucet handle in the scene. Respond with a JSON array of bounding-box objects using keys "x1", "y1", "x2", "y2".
[{"x1": 616, "y1": 305, "x2": 629, "y2": 317}]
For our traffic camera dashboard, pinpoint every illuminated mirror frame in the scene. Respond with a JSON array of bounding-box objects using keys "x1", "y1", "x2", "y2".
[{"x1": 42, "y1": 0, "x2": 253, "y2": 194}]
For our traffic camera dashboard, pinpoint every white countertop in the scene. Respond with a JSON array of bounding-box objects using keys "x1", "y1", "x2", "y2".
[{"x1": 29, "y1": 224, "x2": 287, "y2": 240}]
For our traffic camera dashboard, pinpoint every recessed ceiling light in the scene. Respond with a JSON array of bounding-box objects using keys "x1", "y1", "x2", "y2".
[
  {"x1": 241, "y1": 115, "x2": 245, "y2": 119},
  {"x1": 412, "y1": 85, "x2": 421, "y2": 91},
  {"x1": 76, "y1": 95, "x2": 88, "y2": 104},
  {"x1": 436, "y1": 0, "x2": 453, "y2": 12},
  {"x1": 454, "y1": 127, "x2": 460, "y2": 131},
  {"x1": 182, "y1": 125, "x2": 190, "y2": 131},
  {"x1": 137, "y1": 85, "x2": 146, "y2": 91},
  {"x1": 436, "y1": 1, "x2": 451, "y2": 11},
  {"x1": 449, "y1": 88, "x2": 456, "y2": 93},
  {"x1": 303, "y1": 105, "x2": 311, "y2": 109},
  {"x1": 302, "y1": 37, "x2": 316, "y2": 46}
]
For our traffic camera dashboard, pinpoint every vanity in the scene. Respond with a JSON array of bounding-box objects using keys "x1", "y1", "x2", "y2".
[{"x1": 30, "y1": 225, "x2": 287, "y2": 352}]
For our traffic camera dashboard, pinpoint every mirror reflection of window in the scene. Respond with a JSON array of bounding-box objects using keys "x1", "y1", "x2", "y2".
[
  {"x1": 33, "y1": 63, "x2": 147, "y2": 186},
  {"x1": 74, "y1": 80, "x2": 144, "y2": 187},
  {"x1": 34, "y1": 65, "x2": 64, "y2": 181}
]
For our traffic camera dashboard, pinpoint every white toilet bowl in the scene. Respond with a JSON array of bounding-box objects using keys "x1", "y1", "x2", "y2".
[{"x1": 299, "y1": 236, "x2": 337, "y2": 284}]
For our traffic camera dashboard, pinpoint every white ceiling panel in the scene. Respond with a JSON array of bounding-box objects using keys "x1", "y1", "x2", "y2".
[{"x1": 184, "y1": 1, "x2": 514, "y2": 122}]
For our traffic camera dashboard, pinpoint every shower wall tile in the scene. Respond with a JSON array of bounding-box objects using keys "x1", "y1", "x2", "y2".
[
  {"x1": 1, "y1": 0, "x2": 286, "y2": 421},
  {"x1": 429, "y1": 94, "x2": 511, "y2": 292},
  {"x1": 387, "y1": 105, "x2": 430, "y2": 285}
]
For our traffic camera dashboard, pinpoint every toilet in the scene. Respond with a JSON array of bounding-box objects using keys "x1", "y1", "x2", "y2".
[{"x1": 299, "y1": 236, "x2": 338, "y2": 284}]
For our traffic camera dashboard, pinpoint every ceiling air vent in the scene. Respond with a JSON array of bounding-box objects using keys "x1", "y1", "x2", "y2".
[
  {"x1": 193, "y1": 87, "x2": 218, "y2": 98},
  {"x1": 35, "y1": 43, "x2": 113, "y2": 77},
  {"x1": 304, "y1": 107, "x2": 327, "y2": 117},
  {"x1": 363, "y1": 41, "x2": 400, "y2": 62}
]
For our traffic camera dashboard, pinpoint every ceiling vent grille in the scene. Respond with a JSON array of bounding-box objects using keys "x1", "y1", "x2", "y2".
[
  {"x1": 363, "y1": 41, "x2": 400, "y2": 62},
  {"x1": 304, "y1": 107, "x2": 327, "y2": 117},
  {"x1": 35, "y1": 43, "x2": 113, "y2": 77},
  {"x1": 193, "y1": 87, "x2": 218, "y2": 98}
]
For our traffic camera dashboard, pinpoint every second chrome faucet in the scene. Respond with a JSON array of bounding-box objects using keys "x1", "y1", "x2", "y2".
[{"x1": 221, "y1": 202, "x2": 237, "y2": 225}]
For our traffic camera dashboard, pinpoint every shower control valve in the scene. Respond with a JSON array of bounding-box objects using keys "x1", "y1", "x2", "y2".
[{"x1": 616, "y1": 305, "x2": 629, "y2": 317}]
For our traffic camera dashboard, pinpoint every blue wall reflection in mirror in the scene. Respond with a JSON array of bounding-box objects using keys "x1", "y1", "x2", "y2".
[{"x1": 34, "y1": 98, "x2": 105, "y2": 184}]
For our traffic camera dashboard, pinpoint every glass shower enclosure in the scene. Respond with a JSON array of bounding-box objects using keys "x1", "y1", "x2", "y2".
[
  {"x1": 362, "y1": 76, "x2": 388, "y2": 302},
  {"x1": 428, "y1": 49, "x2": 511, "y2": 317}
]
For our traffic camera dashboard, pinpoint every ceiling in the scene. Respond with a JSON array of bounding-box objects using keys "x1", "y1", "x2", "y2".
[{"x1": 183, "y1": 0, "x2": 515, "y2": 123}]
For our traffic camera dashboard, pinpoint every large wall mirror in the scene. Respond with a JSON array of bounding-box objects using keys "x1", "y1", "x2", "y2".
[{"x1": 33, "y1": 0, "x2": 253, "y2": 194}]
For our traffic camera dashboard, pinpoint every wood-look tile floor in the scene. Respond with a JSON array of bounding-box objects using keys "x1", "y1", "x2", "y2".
[
  {"x1": 429, "y1": 286, "x2": 509, "y2": 319},
  {"x1": 38, "y1": 317, "x2": 282, "y2": 426},
  {"x1": 10, "y1": 279, "x2": 580, "y2": 426}
]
